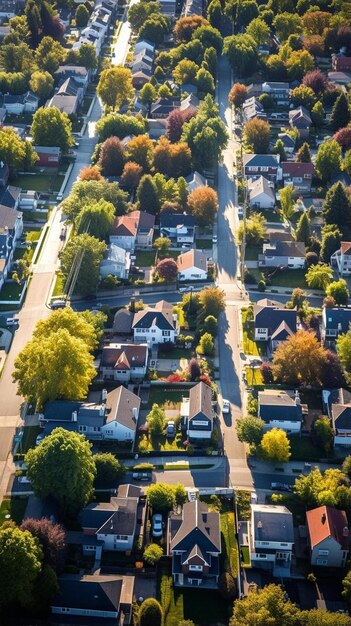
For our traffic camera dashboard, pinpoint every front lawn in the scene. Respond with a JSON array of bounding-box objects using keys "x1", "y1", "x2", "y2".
[
  {"x1": 0, "y1": 282, "x2": 23, "y2": 301},
  {"x1": 289, "y1": 436, "x2": 327, "y2": 462},
  {"x1": 267, "y1": 269, "x2": 307, "y2": 289},
  {"x1": 52, "y1": 272, "x2": 65, "y2": 298},
  {"x1": 241, "y1": 545, "x2": 251, "y2": 567},
  {"x1": 158, "y1": 347, "x2": 194, "y2": 360},
  {"x1": 245, "y1": 246, "x2": 260, "y2": 261},
  {"x1": 12, "y1": 173, "x2": 64, "y2": 192},
  {"x1": 221, "y1": 509, "x2": 239, "y2": 577},
  {"x1": 196, "y1": 238, "x2": 213, "y2": 249},
  {"x1": 245, "y1": 366, "x2": 264, "y2": 387},
  {"x1": 0, "y1": 498, "x2": 28, "y2": 525},
  {"x1": 135, "y1": 250, "x2": 156, "y2": 266},
  {"x1": 263, "y1": 208, "x2": 281, "y2": 223},
  {"x1": 147, "y1": 388, "x2": 184, "y2": 409},
  {"x1": 241, "y1": 308, "x2": 265, "y2": 357}
]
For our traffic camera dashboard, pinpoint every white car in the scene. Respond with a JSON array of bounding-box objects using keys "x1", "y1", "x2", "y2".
[
  {"x1": 222, "y1": 399, "x2": 230, "y2": 414},
  {"x1": 213, "y1": 236, "x2": 218, "y2": 244},
  {"x1": 237, "y1": 206, "x2": 244, "y2": 218},
  {"x1": 152, "y1": 513, "x2": 163, "y2": 538}
]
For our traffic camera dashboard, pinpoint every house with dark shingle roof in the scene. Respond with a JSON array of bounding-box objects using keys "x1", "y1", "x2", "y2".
[
  {"x1": 306, "y1": 506, "x2": 349, "y2": 567},
  {"x1": 0, "y1": 203, "x2": 23, "y2": 291},
  {"x1": 321, "y1": 306, "x2": 351, "y2": 343},
  {"x1": 259, "y1": 239, "x2": 306, "y2": 269},
  {"x1": 160, "y1": 213, "x2": 195, "y2": 245},
  {"x1": 51, "y1": 573, "x2": 134, "y2": 622},
  {"x1": 168, "y1": 500, "x2": 221, "y2": 588},
  {"x1": 280, "y1": 161, "x2": 315, "y2": 192},
  {"x1": 132, "y1": 300, "x2": 179, "y2": 345},
  {"x1": 243, "y1": 154, "x2": 280, "y2": 181},
  {"x1": 249, "y1": 504, "x2": 294, "y2": 577},
  {"x1": 258, "y1": 389, "x2": 305, "y2": 433},
  {"x1": 331, "y1": 241, "x2": 351, "y2": 276},
  {"x1": 253, "y1": 298, "x2": 297, "y2": 345},
  {"x1": 100, "y1": 342, "x2": 148, "y2": 382},
  {"x1": 323, "y1": 386, "x2": 351, "y2": 447},
  {"x1": 289, "y1": 106, "x2": 311, "y2": 138},
  {"x1": 181, "y1": 382, "x2": 214, "y2": 442}
]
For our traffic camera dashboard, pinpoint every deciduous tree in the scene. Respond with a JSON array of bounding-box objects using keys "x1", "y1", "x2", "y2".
[
  {"x1": 334, "y1": 127, "x2": 351, "y2": 151},
  {"x1": 272, "y1": 329, "x2": 328, "y2": 385},
  {"x1": 246, "y1": 17, "x2": 270, "y2": 45},
  {"x1": 174, "y1": 15, "x2": 208, "y2": 42},
  {"x1": 33, "y1": 307, "x2": 99, "y2": 351},
  {"x1": 154, "y1": 236, "x2": 171, "y2": 253},
  {"x1": 273, "y1": 12, "x2": 302, "y2": 40},
  {"x1": 197, "y1": 332, "x2": 215, "y2": 356},
  {"x1": 93, "y1": 453, "x2": 124, "y2": 488},
  {"x1": 228, "y1": 82, "x2": 248, "y2": 107},
  {"x1": 313, "y1": 416, "x2": 333, "y2": 453},
  {"x1": 21, "y1": 518, "x2": 66, "y2": 572},
  {"x1": 139, "y1": 598, "x2": 163, "y2": 626},
  {"x1": 236, "y1": 415, "x2": 264, "y2": 447},
  {"x1": 97, "y1": 66, "x2": 134, "y2": 111},
  {"x1": 326, "y1": 279, "x2": 349, "y2": 305},
  {"x1": 137, "y1": 174, "x2": 160, "y2": 214},
  {"x1": 293, "y1": 467, "x2": 348, "y2": 507},
  {"x1": 0, "y1": 526, "x2": 42, "y2": 609},
  {"x1": 156, "y1": 257, "x2": 178, "y2": 281},
  {"x1": 243, "y1": 118, "x2": 270, "y2": 153},
  {"x1": 146, "y1": 483, "x2": 185, "y2": 510},
  {"x1": 60, "y1": 233, "x2": 107, "y2": 295},
  {"x1": 260, "y1": 428, "x2": 291, "y2": 463},
  {"x1": 126, "y1": 134, "x2": 154, "y2": 171},
  {"x1": 99, "y1": 136, "x2": 125, "y2": 177},
  {"x1": 302, "y1": 68, "x2": 328, "y2": 94},
  {"x1": 223, "y1": 33, "x2": 258, "y2": 77},
  {"x1": 230, "y1": 584, "x2": 299, "y2": 626},
  {"x1": 181, "y1": 95, "x2": 227, "y2": 169},
  {"x1": 62, "y1": 180, "x2": 128, "y2": 222},
  {"x1": 75, "y1": 3, "x2": 89, "y2": 27},
  {"x1": 121, "y1": 161, "x2": 143, "y2": 191},
  {"x1": 96, "y1": 113, "x2": 147, "y2": 141},
  {"x1": 146, "y1": 403, "x2": 166, "y2": 435},
  {"x1": 315, "y1": 140, "x2": 342, "y2": 183},
  {"x1": 306, "y1": 263, "x2": 333, "y2": 290},
  {"x1": 199, "y1": 286, "x2": 225, "y2": 315},
  {"x1": 166, "y1": 108, "x2": 196, "y2": 143},
  {"x1": 237, "y1": 212, "x2": 266, "y2": 244},
  {"x1": 0, "y1": 127, "x2": 37, "y2": 173},
  {"x1": 143, "y1": 543, "x2": 163, "y2": 565},
  {"x1": 188, "y1": 185, "x2": 218, "y2": 227},
  {"x1": 173, "y1": 59, "x2": 199, "y2": 84},
  {"x1": 290, "y1": 85, "x2": 316, "y2": 109},
  {"x1": 29, "y1": 70, "x2": 54, "y2": 98},
  {"x1": 79, "y1": 165, "x2": 103, "y2": 181},
  {"x1": 76, "y1": 199, "x2": 115, "y2": 240},
  {"x1": 31, "y1": 106, "x2": 73, "y2": 152},
  {"x1": 336, "y1": 330, "x2": 351, "y2": 380}
]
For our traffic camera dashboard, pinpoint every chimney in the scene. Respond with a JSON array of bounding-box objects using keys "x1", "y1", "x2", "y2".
[
  {"x1": 72, "y1": 411, "x2": 78, "y2": 422},
  {"x1": 132, "y1": 407, "x2": 138, "y2": 420},
  {"x1": 102, "y1": 388, "x2": 107, "y2": 402},
  {"x1": 321, "y1": 513, "x2": 326, "y2": 524},
  {"x1": 99, "y1": 405, "x2": 105, "y2": 417},
  {"x1": 130, "y1": 296, "x2": 135, "y2": 313},
  {"x1": 343, "y1": 526, "x2": 349, "y2": 537},
  {"x1": 295, "y1": 390, "x2": 301, "y2": 405}
]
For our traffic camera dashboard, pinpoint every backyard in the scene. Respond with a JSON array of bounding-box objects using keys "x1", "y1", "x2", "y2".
[
  {"x1": 147, "y1": 387, "x2": 185, "y2": 409},
  {"x1": 12, "y1": 173, "x2": 65, "y2": 192},
  {"x1": 0, "y1": 281, "x2": 24, "y2": 302}
]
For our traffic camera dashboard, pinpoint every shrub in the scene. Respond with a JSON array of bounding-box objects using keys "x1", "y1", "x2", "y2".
[{"x1": 143, "y1": 543, "x2": 163, "y2": 566}]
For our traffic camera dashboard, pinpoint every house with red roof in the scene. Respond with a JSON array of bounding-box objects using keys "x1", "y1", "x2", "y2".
[
  {"x1": 306, "y1": 505, "x2": 349, "y2": 568},
  {"x1": 332, "y1": 53, "x2": 351, "y2": 72},
  {"x1": 279, "y1": 161, "x2": 315, "y2": 192},
  {"x1": 331, "y1": 241, "x2": 351, "y2": 276},
  {"x1": 110, "y1": 211, "x2": 155, "y2": 252}
]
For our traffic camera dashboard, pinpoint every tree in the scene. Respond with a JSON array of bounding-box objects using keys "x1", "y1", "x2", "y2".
[
  {"x1": 143, "y1": 543, "x2": 163, "y2": 565},
  {"x1": 331, "y1": 92, "x2": 351, "y2": 132},
  {"x1": 146, "y1": 403, "x2": 166, "y2": 435},
  {"x1": 199, "y1": 286, "x2": 225, "y2": 315},
  {"x1": 153, "y1": 137, "x2": 192, "y2": 178},
  {"x1": 344, "y1": 149, "x2": 351, "y2": 176},
  {"x1": 295, "y1": 212, "x2": 311, "y2": 244},
  {"x1": 174, "y1": 15, "x2": 208, "y2": 42},
  {"x1": 127, "y1": 134, "x2": 154, "y2": 171},
  {"x1": 321, "y1": 349, "x2": 345, "y2": 388},
  {"x1": 323, "y1": 181, "x2": 351, "y2": 229},
  {"x1": 303, "y1": 68, "x2": 328, "y2": 95},
  {"x1": 21, "y1": 518, "x2": 66, "y2": 572},
  {"x1": 218, "y1": 572, "x2": 236, "y2": 600},
  {"x1": 98, "y1": 136, "x2": 125, "y2": 177},
  {"x1": 167, "y1": 108, "x2": 196, "y2": 143},
  {"x1": 236, "y1": 415, "x2": 264, "y2": 447},
  {"x1": 311, "y1": 101, "x2": 325, "y2": 127},
  {"x1": 139, "y1": 598, "x2": 163, "y2": 626},
  {"x1": 137, "y1": 175, "x2": 160, "y2": 214},
  {"x1": 273, "y1": 139, "x2": 286, "y2": 161},
  {"x1": 313, "y1": 416, "x2": 333, "y2": 454},
  {"x1": 128, "y1": 1, "x2": 160, "y2": 32},
  {"x1": 315, "y1": 140, "x2": 342, "y2": 183},
  {"x1": 26, "y1": 428, "x2": 96, "y2": 516},
  {"x1": 35, "y1": 36, "x2": 65, "y2": 74},
  {"x1": 0, "y1": 127, "x2": 37, "y2": 174},
  {"x1": 121, "y1": 161, "x2": 143, "y2": 191},
  {"x1": 139, "y1": 82, "x2": 157, "y2": 111},
  {"x1": 173, "y1": 59, "x2": 199, "y2": 84},
  {"x1": 13, "y1": 325, "x2": 96, "y2": 406},
  {"x1": 31, "y1": 107, "x2": 73, "y2": 152},
  {"x1": 230, "y1": 584, "x2": 300, "y2": 626},
  {"x1": 229, "y1": 82, "x2": 248, "y2": 107},
  {"x1": 96, "y1": 113, "x2": 147, "y2": 141},
  {"x1": 207, "y1": 0, "x2": 221, "y2": 28},
  {"x1": 286, "y1": 50, "x2": 314, "y2": 81},
  {"x1": 181, "y1": 95, "x2": 228, "y2": 169},
  {"x1": 139, "y1": 14, "x2": 170, "y2": 44},
  {"x1": 237, "y1": 212, "x2": 266, "y2": 244},
  {"x1": 156, "y1": 257, "x2": 178, "y2": 281},
  {"x1": 296, "y1": 142, "x2": 312, "y2": 163},
  {"x1": 79, "y1": 166, "x2": 103, "y2": 181},
  {"x1": 223, "y1": 34, "x2": 258, "y2": 77},
  {"x1": 279, "y1": 184, "x2": 296, "y2": 221},
  {"x1": 290, "y1": 85, "x2": 316, "y2": 110},
  {"x1": 0, "y1": 526, "x2": 42, "y2": 609},
  {"x1": 196, "y1": 67, "x2": 215, "y2": 96},
  {"x1": 154, "y1": 236, "x2": 171, "y2": 253},
  {"x1": 336, "y1": 330, "x2": 351, "y2": 379},
  {"x1": 158, "y1": 83, "x2": 173, "y2": 98},
  {"x1": 60, "y1": 233, "x2": 107, "y2": 295},
  {"x1": 193, "y1": 24, "x2": 223, "y2": 53},
  {"x1": 202, "y1": 314, "x2": 218, "y2": 336},
  {"x1": 29, "y1": 70, "x2": 54, "y2": 99},
  {"x1": 93, "y1": 453, "x2": 124, "y2": 488},
  {"x1": 246, "y1": 17, "x2": 270, "y2": 45},
  {"x1": 78, "y1": 43, "x2": 98, "y2": 70},
  {"x1": 343, "y1": 455, "x2": 351, "y2": 477},
  {"x1": 33, "y1": 306, "x2": 99, "y2": 352},
  {"x1": 293, "y1": 467, "x2": 348, "y2": 507},
  {"x1": 146, "y1": 483, "x2": 185, "y2": 510},
  {"x1": 334, "y1": 127, "x2": 351, "y2": 151},
  {"x1": 75, "y1": 4, "x2": 89, "y2": 27},
  {"x1": 243, "y1": 118, "x2": 270, "y2": 153},
  {"x1": 273, "y1": 12, "x2": 301, "y2": 40},
  {"x1": 343, "y1": 571, "x2": 351, "y2": 606},
  {"x1": 306, "y1": 263, "x2": 333, "y2": 291},
  {"x1": 197, "y1": 332, "x2": 215, "y2": 356},
  {"x1": 188, "y1": 358, "x2": 201, "y2": 381},
  {"x1": 260, "y1": 428, "x2": 291, "y2": 463},
  {"x1": 62, "y1": 180, "x2": 128, "y2": 223},
  {"x1": 326, "y1": 279, "x2": 349, "y2": 305},
  {"x1": 97, "y1": 66, "x2": 134, "y2": 111},
  {"x1": 76, "y1": 199, "x2": 115, "y2": 239},
  {"x1": 272, "y1": 330, "x2": 328, "y2": 385},
  {"x1": 188, "y1": 186, "x2": 218, "y2": 227}
]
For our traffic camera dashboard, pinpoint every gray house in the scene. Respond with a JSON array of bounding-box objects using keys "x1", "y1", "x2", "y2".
[
  {"x1": 321, "y1": 306, "x2": 351, "y2": 342},
  {"x1": 181, "y1": 382, "x2": 214, "y2": 442},
  {"x1": 258, "y1": 389, "x2": 305, "y2": 434},
  {"x1": 249, "y1": 504, "x2": 294, "y2": 577},
  {"x1": 259, "y1": 240, "x2": 306, "y2": 269},
  {"x1": 253, "y1": 298, "x2": 297, "y2": 345},
  {"x1": 307, "y1": 506, "x2": 349, "y2": 568}
]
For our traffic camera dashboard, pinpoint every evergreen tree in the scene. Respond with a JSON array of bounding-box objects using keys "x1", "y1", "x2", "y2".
[
  {"x1": 137, "y1": 175, "x2": 160, "y2": 214},
  {"x1": 295, "y1": 212, "x2": 311, "y2": 244},
  {"x1": 273, "y1": 138, "x2": 286, "y2": 160},
  {"x1": 323, "y1": 182, "x2": 351, "y2": 230},
  {"x1": 320, "y1": 227, "x2": 342, "y2": 262},
  {"x1": 296, "y1": 141, "x2": 312, "y2": 162},
  {"x1": 330, "y1": 92, "x2": 351, "y2": 132}
]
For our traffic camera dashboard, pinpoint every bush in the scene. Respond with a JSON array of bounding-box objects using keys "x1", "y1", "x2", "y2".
[
  {"x1": 143, "y1": 543, "x2": 163, "y2": 566},
  {"x1": 260, "y1": 362, "x2": 274, "y2": 384},
  {"x1": 139, "y1": 598, "x2": 163, "y2": 626},
  {"x1": 244, "y1": 269, "x2": 257, "y2": 284},
  {"x1": 257, "y1": 279, "x2": 266, "y2": 292}
]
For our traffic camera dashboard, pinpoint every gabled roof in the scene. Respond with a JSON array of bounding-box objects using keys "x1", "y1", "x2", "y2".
[
  {"x1": 103, "y1": 386, "x2": 140, "y2": 429},
  {"x1": 0, "y1": 185, "x2": 20, "y2": 209},
  {"x1": 281, "y1": 161, "x2": 315, "y2": 177},
  {"x1": 278, "y1": 132, "x2": 296, "y2": 148},
  {"x1": 160, "y1": 213, "x2": 195, "y2": 228},
  {"x1": 340, "y1": 242, "x2": 351, "y2": 256},
  {"x1": 97, "y1": 496, "x2": 138, "y2": 535},
  {"x1": 332, "y1": 404, "x2": 351, "y2": 430},
  {"x1": 307, "y1": 506, "x2": 349, "y2": 550},
  {"x1": 170, "y1": 500, "x2": 221, "y2": 553},
  {"x1": 112, "y1": 211, "x2": 155, "y2": 237},
  {"x1": 248, "y1": 175, "x2": 275, "y2": 201},
  {"x1": 189, "y1": 382, "x2": 213, "y2": 422},
  {"x1": 55, "y1": 65, "x2": 88, "y2": 77},
  {"x1": 52, "y1": 574, "x2": 130, "y2": 612},
  {"x1": 254, "y1": 302, "x2": 297, "y2": 335},
  {"x1": 0, "y1": 204, "x2": 22, "y2": 231},
  {"x1": 323, "y1": 306, "x2": 351, "y2": 331},
  {"x1": 243, "y1": 153, "x2": 280, "y2": 168},
  {"x1": 262, "y1": 240, "x2": 306, "y2": 258},
  {"x1": 259, "y1": 389, "x2": 302, "y2": 423},
  {"x1": 270, "y1": 320, "x2": 294, "y2": 341},
  {"x1": 252, "y1": 504, "x2": 294, "y2": 543},
  {"x1": 101, "y1": 343, "x2": 148, "y2": 369},
  {"x1": 57, "y1": 76, "x2": 82, "y2": 97},
  {"x1": 289, "y1": 106, "x2": 311, "y2": 125},
  {"x1": 132, "y1": 300, "x2": 176, "y2": 331},
  {"x1": 177, "y1": 249, "x2": 207, "y2": 272}
]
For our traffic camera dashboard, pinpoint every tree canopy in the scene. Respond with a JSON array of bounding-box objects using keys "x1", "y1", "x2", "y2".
[
  {"x1": 97, "y1": 66, "x2": 134, "y2": 110},
  {"x1": 31, "y1": 106, "x2": 73, "y2": 152},
  {"x1": 272, "y1": 329, "x2": 329, "y2": 385},
  {"x1": 60, "y1": 233, "x2": 107, "y2": 296},
  {"x1": 293, "y1": 467, "x2": 349, "y2": 508},
  {"x1": 260, "y1": 428, "x2": 291, "y2": 463},
  {"x1": 0, "y1": 526, "x2": 43, "y2": 609}
]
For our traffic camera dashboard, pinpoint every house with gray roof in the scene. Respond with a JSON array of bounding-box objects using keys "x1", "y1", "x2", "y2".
[
  {"x1": 51, "y1": 573, "x2": 134, "y2": 623},
  {"x1": 100, "y1": 342, "x2": 148, "y2": 382},
  {"x1": 277, "y1": 132, "x2": 296, "y2": 153},
  {"x1": 0, "y1": 203, "x2": 23, "y2": 292},
  {"x1": 262, "y1": 81, "x2": 290, "y2": 106},
  {"x1": 248, "y1": 175, "x2": 275, "y2": 209},
  {"x1": 181, "y1": 382, "x2": 214, "y2": 442},
  {"x1": 258, "y1": 389, "x2": 306, "y2": 433},
  {"x1": 321, "y1": 306, "x2": 351, "y2": 343},
  {"x1": 259, "y1": 239, "x2": 306, "y2": 269},
  {"x1": 249, "y1": 504, "x2": 294, "y2": 577},
  {"x1": 243, "y1": 153, "x2": 280, "y2": 181},
  {"x1": 242, "y1": 96, "x2": 267, "y2": 123},
  {"x1": 323, "y1": 387, "x2": 351, "y2": 447},
  {"x1": 168, "y1": 500, "x2": 221, "y2": 588},
  {"x1": 160, "y1": 213, "x2": 195, "y2": 245},
  {"x1": 289, "y1": 106, "x2": 311, "y2": 138},
  {"x1": 132, "y1": 300, "x2": 179, "y2": 345},
  {"x1": 253, "y1": 298, "x2": 297, "y2": 345}
]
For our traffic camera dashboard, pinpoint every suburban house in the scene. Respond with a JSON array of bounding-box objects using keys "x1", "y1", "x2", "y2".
[
  {"x1": 159, "y1": 0, "x2": 176, "y2": 13},
  {"x1": 0, "y1": 185, "x2": 20, "y2": 209},
  {"x1": 262, "y1": 82, "x2": 290, "y2": 106},
  {"x1": 134, "y1": 39, "x2": 155, "y2": 55},
  {"x1": 3, "y1": 91, "x2": 38, "y2": 115},
  {"x1": 289, "y1": 106, "x2": 311, "y2": 138},
  {"x1": 331, "y1": 241, "x2": 351, "y2": 276},
  {"x1": 46, "y1": 92, "x2": 79, "y2": 116},
  {"x1": 258, "y1": 389, "x2": 305, "y2": 433},
  {"x1": 185, "y1": 171, "x2": 207, "y2": 193},
  {"x1": 150, "y1": 98, "x2": 180, "y2": 118},
  {"x1": 100, "y1": 244, "x2": 131, "y2": 280},
  {"x1": 160, "y1": 213, "x2": 195, "y2": 246},
  {"x1": 258, "y1": 239, "x2": 306, "y2": 269},
  {"x1": 51, "y1": 574, "x2": 134, "y2": 623},
  {"x1": 249, "y1": 504, "x2": 294, "y2": 577},
  {"x1": 306, "y1": 506, "x2": 349, "y2": 567},
  {"x1": 55, "y1": 65, "x2": 90, "y2": 91},
  {"x1": 0, "y1": 162, "x2": 9, "y2": 188},
  {"x1": 242, "y1": 97, "x2": 267, "y2": 123},
  {"x1": 277, "y1": 132, "x2": 296, "y2": 154},
  {"x1": 0, "y1": 204, "x2": 23, "y2": 291},
  {"x1": 248, "y1": 176, "x2": 275, "y2": 209},
  {"x1": 110, "y1": 211, "x2": 155, "y2": 251},
  {"x1": 243, "y1": 154, "x2": 280, "y2": 181},
  {"x1": 321, "y1": 306, "x2": 351, "y2": 342},
  {"x1": 80, "y1": 484, "x2": 142, "y2": 554},
  {"x1": 253, "y1": 298, "x2": 297, "y2": 344},
  {"x1": 177, "y1": 249, "x2": 208, "y2": 281},
  {"x1": 132, "y1": 300, "x2": 179, "y2": 345},
  {"x1": 34, "y1": 146, "x2": 61, "y2": 168},
  {"x1": 327, "y1": 71, "x2": 351, "y2": 85},
  {"x1": 57, "y1": 76, "x2": 84, "y2": 106},
  {"x1": 19, "y1": 190, "x2": 39, "y2": 211},
  {"x1": 41, "y1": 387, "x2": 141, "y2": 446},
  {"x1": 168, "y1": 500, "x2": 221, "y2": 588},
  {"x1": 132, "y1": 67, "x2": 153, "y2": 88},
  {"x1": 180, "y1": 93, "x2": 199, "y2": 113},
  {"x1": 100, "y1": 343, "x2": 148, "y2": 382},
  {"x1": 181, "y1": 381, "x2": 214, "y2": 442},
  {"x1": 332, "y1": 53, "x2": 351, "y2": 71},
  {"x1": 279, "y1": 161, "x2": 315, "y2": 192},
  {"x1": 112, "y1": 308, "x2": 134, "y2": 336},
  {"x1": 323, "y1": 387, "x2": 351, "y2": 447},
  {"x1": 148, "y1": 119, "x2": 167, "y2": 138}
]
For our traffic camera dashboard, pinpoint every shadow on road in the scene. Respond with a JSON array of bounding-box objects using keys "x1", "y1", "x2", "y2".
[{"x1": 218, "y1": 310, "x2": 242, "y2": 412}]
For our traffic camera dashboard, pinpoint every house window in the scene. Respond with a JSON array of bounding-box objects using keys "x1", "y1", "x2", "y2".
[
  {"x1": 257, "y1": 328, "x2": 266, "y2": 333},
  {"x1": 80, "y1": 426, "x2": 87, "y2": 432},
  {"x1": 152, "y1": 329, "x2": 156, "y2": 333},
  {"x1": 257, "y1": 554, "x2": 267, "y2": 559},
  {"x1": 261, "y1": 166, "x2": 268, "y2": 171},
  {"x1": 316, "y1": 558, "x2": 328, "y2": 565},
  {"x1": 116, "y1": 535, "x2": 128, "y2": 541},
  {"x1": 163, "y1": 331, "x2": 171, "y2": 337},
  {"x1": 318, "y1": 550, "x2": 329, "y2": 556},
  {"x1": 189, "y1": 564, "x2": 203, "y2": 571}
]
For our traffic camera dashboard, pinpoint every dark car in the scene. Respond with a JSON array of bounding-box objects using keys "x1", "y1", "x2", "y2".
[
  {"x1": 132, "y1": 472, "x2": 151, "y2": 481},
  {"x1": 271, "y1": 482, "x2": 292, "y2": 492}
]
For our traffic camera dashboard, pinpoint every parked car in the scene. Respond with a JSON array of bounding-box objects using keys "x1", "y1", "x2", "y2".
[
  {"x1": 271, "y1": 482, "x2": 292, "y2": 492},
  {"x1": 213, "y1": 236, "x2": 218, "y2": 244},
  {"x1": 152, "y1": 513, "x2": 163, "y2": 538},
  {"x1": 36, "y1": 433, "x2": 45, "y2": 446},
  {"x1": 181, "y1": 243, "x2": 192, "y2": 250},
  {"x1": 132, "y1": 472, "x2": 151, "y2": 481},
  {"x1": 166, "y1": 420, "x2": 176, "y2": 438},
  {"x1": 50, "y1": 300, "x2": 66, "y2": 309},
  {"x1": 6, "y1": 316, "x2": 19, "y2": 326},
  {"x1": 237, "y1": 206, "x2": 244, "y2": 218},
  {"x1": 222, "y1": 399, "x2": 230, "y2": 414}
]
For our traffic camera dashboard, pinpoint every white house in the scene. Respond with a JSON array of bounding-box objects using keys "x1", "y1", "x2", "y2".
[
  {"x1": 258, "y1": 389, "x2": 305, "y2": 434},
  {"x1": 262, "y1": 82, "x2": 290, "y2": 106},
  {"x1": 0, "y1": 204, "x2": 23, "y2": 291},
  {"x1": 177, "y1": 249, "x2": 208, "y2": 281},
  {"x1": 331, "y1": 241, "x2": 351, "y2": 276},
  {"x1": 100, "y1": 244, "x2": 131, "y2": 280},
  {"x1": 307, "y1": 506, "x2": 349, "y2": 568},
  {"x1": 110, "y1": 211, "x2": 155, "y2": 252},
  {"x1": 181, "y1": 382, "x2": 214, "y2": 442},
  {"x1": 248, "y1": 176, "x2": 275, "y2": 209},
  {"x1": 19, "y1": 191, "x2": 39, "y2": 211},
  {"x1": 132, "y1": 300, "x2": 179, "y2": 345},
  {"x1": 3, "y1": 91, "x2": 38, "y2": 115},
  {"x1": 160, "y1": 214, "x2": 195, "y2": 246},
  {"x1": 259, "y1": 240, "x2": 306, "y2": 269},
  {"x1": 185, "y1": 170, "x2": 207, "y2": 193},
  {"x1": 250, "y1": 504, "x2": 294, "y2": 577},
  {"x1": 100, "y1": 343, "x2": 148, "y2": 382}
]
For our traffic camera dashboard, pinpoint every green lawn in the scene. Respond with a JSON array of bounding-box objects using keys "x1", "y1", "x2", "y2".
[
  {"x1": 245, "y1": 246, "x2": 260, "y2": 261},
  {"x1": 80, "y1": 95, "x2": 93, "y2": 114},
  {"x1": 267, "y1": 269, "x2": 307, "y2": 289},
  {"x1": 12, "y1": 173, "x2": 64, "y2": 192},
  {"x1": 221, "y1": 509, "x2": 239, "y2": 577},
  {"x1": 241, "y1": 308, "x2": 266, "y2": 357},
  {"x1": 147, "y1": 388, "x2": 184, "y2": 408},
  {"x1": 0, "y1": 282, "x2": 23, "y2": 301},
  {"x1": 245, "y1": 366, "x2": 264, "y2": 386},
  {"x1": 25, "y1": 229, "x2": 41, "y2": 243},
  {"x1": 158, "y1": 347, "x2": 194, "y2": 359},
  {"x1": 19, "y1": 425, "x2": 42, "y2": 453},
  {"x1": 52, "y1": 272, "x2": 65, "y2": 298},
  {"x1": 0, "y1": 498, "x2": 28, "y2": 525},
  {"x1": 240, "y1": 545, "x2": 251, "y2": 567},
  {"x1": 196, "y1": 238, "x2": 213, "y2": 249},
  {"x1": 289, "y1": 436, "x2": 326, "y2": 462},
  {"x1": 135, "y1": 251, "x2": 156, "y2": 266}
]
